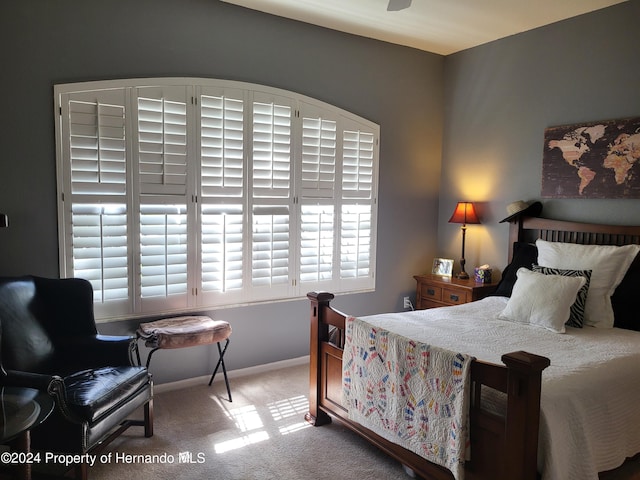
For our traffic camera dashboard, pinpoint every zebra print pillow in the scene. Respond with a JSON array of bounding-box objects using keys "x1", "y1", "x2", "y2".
[{"x1": 532, "y1": 266, "x2": 592, "y2": 328}]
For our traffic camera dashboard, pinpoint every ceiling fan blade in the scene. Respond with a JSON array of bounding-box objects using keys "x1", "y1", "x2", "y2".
[{"x1": 387, "y1": 0, "x2": 411, "y2": 11}]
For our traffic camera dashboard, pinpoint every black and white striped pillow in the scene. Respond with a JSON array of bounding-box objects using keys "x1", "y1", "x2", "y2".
[{"x1": 532, "y1": 266, "x2": 592, "y2": 328}]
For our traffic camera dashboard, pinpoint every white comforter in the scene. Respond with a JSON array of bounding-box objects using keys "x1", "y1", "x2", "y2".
[{"x1": 359, "y1": 296, "x2": 640, "y2": 480}]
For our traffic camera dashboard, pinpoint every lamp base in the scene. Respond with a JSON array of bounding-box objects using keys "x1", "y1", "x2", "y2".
[{"x1": 456, "y1": 272, "x2": 470, "y2": 280}]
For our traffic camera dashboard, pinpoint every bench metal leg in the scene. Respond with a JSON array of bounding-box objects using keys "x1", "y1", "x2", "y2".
[
  {"x1": 208, "y1": 339, "x2": 232, "y2": 402},
  {"x1": 145, "y1": 347, "x2": 161, "y2": 369}
]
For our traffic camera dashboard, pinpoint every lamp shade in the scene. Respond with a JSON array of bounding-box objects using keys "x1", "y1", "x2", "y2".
[{"x1": 448, "y1": 202, "x2": 480, "y2": 225}]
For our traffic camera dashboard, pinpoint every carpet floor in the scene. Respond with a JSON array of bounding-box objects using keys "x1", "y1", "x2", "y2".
[
  {"x1": 28, "y1": 361, "x2": 640, "y2": 480},
  {"x1": 86, "y1": 362, "x2": 408, "y2": 480}
]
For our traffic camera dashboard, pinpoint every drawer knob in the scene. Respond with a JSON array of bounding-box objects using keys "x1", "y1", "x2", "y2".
[
  {"x1": 427, "y1": 288, "x2": 436, "y2": 296},
  {"x1": 449, "y1": 294, "x2": 459, "y2": 302}
]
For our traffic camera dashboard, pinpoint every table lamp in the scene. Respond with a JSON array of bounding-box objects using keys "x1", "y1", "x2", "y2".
[{"x1": 448, "y1": 202, "x2": 480, "y2": 279}]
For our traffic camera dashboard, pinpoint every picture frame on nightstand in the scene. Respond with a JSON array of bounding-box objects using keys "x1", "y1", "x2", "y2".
[{"x1": 431, "y1": 258, "x2": 453, "y2": 276}]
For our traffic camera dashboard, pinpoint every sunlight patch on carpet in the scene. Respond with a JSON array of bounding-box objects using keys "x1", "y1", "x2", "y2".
[
  {"x1": 278, "y1": 421, "x2": 311, "y2": 435},
  {"x1": 214, "y1": 431, "x2": 270, "y2": 454},
  {"x1": 226, "y1": 405, "x2": 264, "y2": 432},
  {"x1": 267, "y1": 395, "x2": 309, "y2": 421},
  {"x1": 214, "y1": 395, "x2": 312, "y2": 453}
]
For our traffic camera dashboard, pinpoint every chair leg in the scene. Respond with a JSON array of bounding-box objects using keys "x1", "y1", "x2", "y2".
[
  {"x1": 208, "y1": 338, "x2": 232, "y2": 402},
  {"x1": 144, "y1": 399, "x2": 154, "y2": 437},
  {"x1": 75, "y1": 461, "x2": 88, "y2": 480}
]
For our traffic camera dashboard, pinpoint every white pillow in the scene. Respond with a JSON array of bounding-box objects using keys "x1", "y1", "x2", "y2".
[
  {"x1": 498, "y1": 267, "x2": 586, "y2": 333},
  {"x1": 536, "y1": 239, "x2": 640, "y2": 328}
]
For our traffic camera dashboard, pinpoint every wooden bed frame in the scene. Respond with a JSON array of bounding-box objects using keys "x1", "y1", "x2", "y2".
[{"x1": 305, "y1": 216, "x2": 640, "y2": 480}]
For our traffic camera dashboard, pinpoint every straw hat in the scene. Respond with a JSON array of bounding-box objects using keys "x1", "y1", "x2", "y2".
[{"x1": 499, "y1": 200, "x2": 542, "y2": 223}]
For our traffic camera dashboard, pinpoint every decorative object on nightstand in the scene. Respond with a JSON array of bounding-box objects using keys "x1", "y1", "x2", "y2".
[
  {"x1": 448, "y1": 201, "x2": 480, "y2": 279},
  {"x1": 413, "y1": 274, "x2": 498, "y2": 310},
  {"x1": 474, "y1": 264, "x2": 493, "y2": 283},
  {"x1": 431, "y1": 257, "x2": 453, "y2": 276}
]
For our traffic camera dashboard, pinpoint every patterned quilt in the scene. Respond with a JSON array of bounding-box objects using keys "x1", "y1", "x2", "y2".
[{"x1": 342, "y1": 315, "x2": 474, "y2": 480}]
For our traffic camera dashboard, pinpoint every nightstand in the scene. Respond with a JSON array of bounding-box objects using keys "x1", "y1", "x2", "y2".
[{"x1": 413, "y1": 274, "x2": 498, "y2": 310}]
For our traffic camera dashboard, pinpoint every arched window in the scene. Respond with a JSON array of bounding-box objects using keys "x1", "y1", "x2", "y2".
[{"x1": 55, "y1": 78, "x2": 379, "y2": 320}]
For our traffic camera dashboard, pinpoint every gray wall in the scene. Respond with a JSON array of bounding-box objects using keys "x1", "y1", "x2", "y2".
[
  {"x1": 0, "y1": 0, "x2": 443, "y2": 383},
  {"x1": 439, "y1": 0, "x2": 640, "y2": 275}
]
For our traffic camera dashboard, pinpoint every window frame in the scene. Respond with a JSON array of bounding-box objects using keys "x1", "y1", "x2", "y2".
[{"x1": 55, "y1": 78, "x2": 379, "y2": 321}]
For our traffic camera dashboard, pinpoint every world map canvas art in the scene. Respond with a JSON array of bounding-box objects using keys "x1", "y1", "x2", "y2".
[{"x1": 541, "y1": 117, "x2": 640, "y2": 198}]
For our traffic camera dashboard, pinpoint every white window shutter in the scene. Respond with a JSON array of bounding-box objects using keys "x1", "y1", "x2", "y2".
[
  {"x1": 198, "y1": 87, "x2": 246, "y2": 306},
  {"x1": 252, "y1": 95, "x2": 292, "y2": 199},
  {"x1": 340, "y1": 204, "x2": 372, "y2": 279},
  {"x1": 251, "y1": 205, "x2": 290, "y2": 288},
  {"x1": 249, "y1": 93, "x2": 294, "y2": 299},
  {"x1": 135, "y1": 87, "x2": 189, "y2": 196},
  {"x1": 300, "y1": 104, "x2": 336, "y2": 199},
  {"x1": 299, "y1": 204, "x2": 334, "y2": 284},
  {"x1": 339, "y1": 118, "x2": 377, "y2": 288},
  {"x1": 139, "y1": 204, "x2": 188, "y2": 309},
  {"x1": 200, "y1": 204, "x2": 244, "y2": 294},
  {"x1": 68, "y1": 96, "x2": 127, "y2": 195},
  {"x1": 200, "y1": 89, "x2": 244, "y2": 198},
  {"x1": 59, "y1": 89, "x2": 132, "y2": 317},
  {"x1": 342, "y1": 129, "x2": 375, "y2": 199},
  {"x1": 71, "y1": 203, "x2": 129, "y2": 301}
]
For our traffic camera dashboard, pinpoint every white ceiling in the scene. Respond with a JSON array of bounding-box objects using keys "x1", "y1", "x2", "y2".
[{"x1": 220, "y1": 0, "x2": 628, "y2": 55}]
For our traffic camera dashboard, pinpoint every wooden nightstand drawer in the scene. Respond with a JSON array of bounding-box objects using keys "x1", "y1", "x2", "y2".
[
  {"x1": 442, "y1": 288, "x2": 469, "y2": 305},
  {"x1": 420, "y1": 284, "x2": 442, "y2": 302},
  {"x1": 413, "y1": 274, "x2": 498, "y2": 310},
  {"x1": 419, "y1": 299, "x2": 445, "y2": 309}
]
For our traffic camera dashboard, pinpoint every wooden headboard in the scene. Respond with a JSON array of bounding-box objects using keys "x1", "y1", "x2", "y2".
[{"x1": 508, "y1": 216, "x2": 640, "y2": 260}]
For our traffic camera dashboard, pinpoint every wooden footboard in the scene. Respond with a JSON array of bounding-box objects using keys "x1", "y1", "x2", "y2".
[{"x1": 305, "y1": 291, "x2": 550, "y2": 480}]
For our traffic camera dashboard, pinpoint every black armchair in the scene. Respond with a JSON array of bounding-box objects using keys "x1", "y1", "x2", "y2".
[{"x1": 0, "y1": 276, "x2": 153, "y2": 480}]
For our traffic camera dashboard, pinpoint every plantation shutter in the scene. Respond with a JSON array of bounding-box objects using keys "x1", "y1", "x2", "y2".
[
  {"x1": 134, "y1": 87, "x2": 190, "y2": 310},
  {"x1": 296, "y1": 105, "x2": 339, "y2": 291},
  {"x1": 200, "y1": 89, "x2": 244, "y2": 198},
  {"x1": 251, "y1": 205, "x2": 290, "y2": 288},
  {"x1": 200, "y1": 204, "x2": 244, "y2": 296},
  {"x1": 136, "y1": 87, "x2": 189, "y2": 196},
  {"x1": 340, "y1": 204, "x2": 372, "y2": 279},
  {"x1": 249, "y1": 93, "x2": 294, "y2": 299},
  {"x1": 252, "y1": 96, "x2": 292, "y2": 198},
  {"x1": 56, "y1": 78, "x2": 378, "y2": 320},
  {"x1": 299, "y1": 204, "x2": 335, "y2": 284},
  {"x1": 300, "y1": 104, "x2": 337, "y2": 199},
  {"x1": 342, "y1": 128, "x2": 375, "y2": 199},
  {"x1": 198, "y1": 88, "x2": 246, "y2": 305},
  {"x1": 340, "y1": 121, "x2": 377, "y2": 288},
  {"x1": 67, "y1": 95, "x2": 128, "y2": 195},
  {"x1": 138, "y1": 204, "x2": 188, "y2": 305},
  {"x1": 59, "y1": 89, "x2": 131, "y2": 317}
]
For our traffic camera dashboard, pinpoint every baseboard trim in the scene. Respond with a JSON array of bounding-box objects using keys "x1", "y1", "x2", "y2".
[{"x1": 153, "y1": 355, "x2": 310, "y2": 394}]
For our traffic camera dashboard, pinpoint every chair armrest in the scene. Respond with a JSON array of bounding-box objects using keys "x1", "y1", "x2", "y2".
[
  {"x1": 2, "y1": 370, "x2": 86, "y2": 423},
  {"x1": 58, "y1": 334, "x2": 137, "y2": 368},
  {"x1": 2, "y1": 370, "x2": 62, "y2": 392}
]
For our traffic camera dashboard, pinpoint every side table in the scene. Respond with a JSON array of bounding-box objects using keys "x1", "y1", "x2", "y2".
[
  {"x1": 0, "y1": 386, "x2": 55, "y2": 480},
  {"x1": 414, "y1": 274, "x2": 498, "y2": 309}
]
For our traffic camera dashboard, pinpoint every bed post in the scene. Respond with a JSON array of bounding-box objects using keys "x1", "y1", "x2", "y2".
[
  {"x1": 507, "y1": 217, "x2": 524, "y2": 261},
  {"x1": 305, "y1": 291, "x2": 333, "y2": 427},
  {"x1": 501, "y1": 351, "x2": 550, "y2": 480}
]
